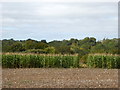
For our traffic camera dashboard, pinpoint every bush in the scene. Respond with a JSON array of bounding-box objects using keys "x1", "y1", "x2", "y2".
[{"x1": 25, "y1": 49, "x2": 46, "y2": 54}]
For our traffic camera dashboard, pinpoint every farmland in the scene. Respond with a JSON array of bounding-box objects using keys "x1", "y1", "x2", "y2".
[
  {"x1": 2, "y1": 53, "x2": 120, "y2": 69},
  {"x1": 2, "y1": 53, "x2": 79, "y2": 68},
  {"x1": 1, "y1": 53, "x2": 120, "y2": 88},
  {"x1": 1, "y1": 53, "x2": 119, "y2": 88},
  {"x1": 87, "y1": 54, "x2": 120, "y2": 69},
  {"x1": 1, "y1": 1, "x2": 120, "y2": 88},
  {"x1": 2, "y1": 68, "x2": 118, "y2": 88}
]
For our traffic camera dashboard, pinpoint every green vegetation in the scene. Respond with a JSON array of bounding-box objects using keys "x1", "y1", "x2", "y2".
[
  {"x1": 2, "y1": 37, "x2": 119, "y2": 55},
  {"x1": 2, "y1": 53, "x2": 120, "y2": 69},
  {"x1": 1, "y1": 37, "x2": 120, "y2": 68},
  {"x1": 87, "y1": 54, "x2": 120, "y2": 69},
  {"x1": 2, "y1": 54, "x2": 79, "y2": 68}
]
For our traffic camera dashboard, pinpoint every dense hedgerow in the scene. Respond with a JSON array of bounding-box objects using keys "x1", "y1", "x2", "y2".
[
  {"x1": 87, "y1": 54, "x2": 120, "y2": 69},
  {"x1": 2, "y1": 54, "x2": 79, "y2": 68}
]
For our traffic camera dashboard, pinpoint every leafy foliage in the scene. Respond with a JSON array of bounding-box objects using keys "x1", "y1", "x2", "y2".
[
  {"x1": 2, "y1": 54, "x2": 79, "y2": 68},
  {"x1": 1, "y1": 37, "x2": 119, "y2": 55},
  {"x1": 87, "y1": 54, "x2": 120, "y2": 69}
]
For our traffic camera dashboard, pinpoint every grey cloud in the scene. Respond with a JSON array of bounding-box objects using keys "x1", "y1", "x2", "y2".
[{"x1": 1, "y1": 2, "x2": 118, "y2": 41}]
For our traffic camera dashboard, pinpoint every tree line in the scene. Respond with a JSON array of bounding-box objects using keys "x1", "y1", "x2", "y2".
[{"x1": 1, "y1": 37, "x2": 119, "y2": 56}]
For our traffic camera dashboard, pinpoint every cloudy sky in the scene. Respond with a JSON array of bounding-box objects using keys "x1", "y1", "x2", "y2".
[{"x1": 1, "y1": 1, "x2": 118, "y2": 42}]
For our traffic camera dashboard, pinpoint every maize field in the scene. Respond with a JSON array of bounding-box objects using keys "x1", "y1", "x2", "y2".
[
  {"x1": 87, "y1": 54, "x2": 120, "y2": 69},
  {"x1": 2, "y1": 54, "x2": 79, "y2": 68},
  {"x1": 1, "y1": 53, "x2": 120, "y2": 68}
]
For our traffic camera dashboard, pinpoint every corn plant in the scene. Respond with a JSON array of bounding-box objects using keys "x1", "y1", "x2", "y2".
[
  {"x1": 2, "y1": 54, "x2": 79, "y2": 68},
  {"x1": 87, "y1": 54, "x2": 120, "y2": 69}
]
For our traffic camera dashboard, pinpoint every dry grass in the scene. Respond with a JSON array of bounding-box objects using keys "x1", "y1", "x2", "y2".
[{"x1": 2, "y1": 52, "x2": 78, "y2": 56}]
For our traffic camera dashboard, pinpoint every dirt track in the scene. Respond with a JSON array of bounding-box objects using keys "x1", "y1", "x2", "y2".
[{"x1": 2, "y1": 68, "x2": 118, "y2": 88}]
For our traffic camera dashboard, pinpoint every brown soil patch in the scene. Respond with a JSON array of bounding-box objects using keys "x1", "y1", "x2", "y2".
[{"x1": 2, "y1": 68, "x2": 118, "y2": 88}]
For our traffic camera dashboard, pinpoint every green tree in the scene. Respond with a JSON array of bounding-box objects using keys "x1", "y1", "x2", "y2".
[
  {"x1": 10, "y1": 42, "x2": 25, "y2": 52},
  {"x1": 36, "y1": 42, "x2": 48, "y2": 49},
  {"x1": 70, "y1": 43, "x2": 80, "y2": 54},
  {"x1": 25, "y1": 39, "x2": 37, "y2": 50},
  {"x1": 44, "y1": 47, "x2": 55, "y2": 54}
]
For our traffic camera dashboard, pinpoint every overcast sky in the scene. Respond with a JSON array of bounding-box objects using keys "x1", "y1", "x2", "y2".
[{"x1": 1, "y1": 1, "x2": 118, "y2": 42}]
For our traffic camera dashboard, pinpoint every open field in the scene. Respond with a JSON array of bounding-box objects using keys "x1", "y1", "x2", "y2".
[{"x1": 2, "y1": 68, "x2": 118, "y2": 88}]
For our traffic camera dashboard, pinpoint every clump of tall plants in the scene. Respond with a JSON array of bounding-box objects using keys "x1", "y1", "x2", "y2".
[{"x1": 87, "y1": 54, "x2": 120, "y2": 69}]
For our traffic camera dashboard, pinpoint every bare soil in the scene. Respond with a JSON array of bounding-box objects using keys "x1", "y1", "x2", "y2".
[{"x1": 2, "y1": 68, "x2": 118, "y2": 88}]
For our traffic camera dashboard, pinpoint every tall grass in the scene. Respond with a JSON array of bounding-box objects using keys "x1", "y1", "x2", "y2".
[
  {"x1": 2, "y1": 54, "x2": 79, "y2": 68},
  {"x1": 87, "y1": 54, "x2": 120, "y2": 69}
]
